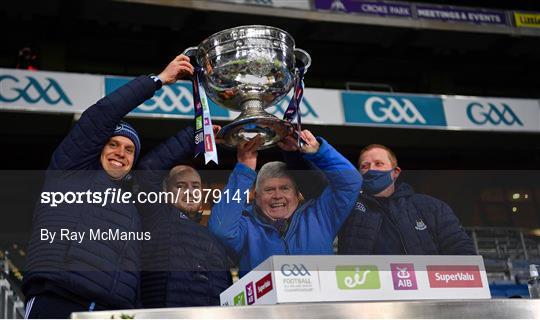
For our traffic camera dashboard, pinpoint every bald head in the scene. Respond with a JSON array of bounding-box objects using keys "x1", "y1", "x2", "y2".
[
  {"x1": 165, "y1": 165, "x2": 201, "y2": 187},
  {"x1": 164, "y1": 165, "x2": 202, "y2": 216}
]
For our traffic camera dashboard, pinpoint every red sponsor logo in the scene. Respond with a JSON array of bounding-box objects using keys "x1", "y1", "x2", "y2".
[
  {"x1": 255, "y1": 273, "x2": 273, "y2": 299},
  {"x1": 204, "y1": 134, "x2": 213, "y2": 152},
  {"x1": 427, "y1": 265, "x2": 482, "y2": 288}
]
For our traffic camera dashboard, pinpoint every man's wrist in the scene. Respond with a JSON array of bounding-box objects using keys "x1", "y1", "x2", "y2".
[
  {"x1": 236, "y1": 162, "x2": 257, "y2": 175},
  {"x1": 238, "y1": 159, "x2": 256, "y2": 171},
  {"x1": 148, "y1": 74, "x2": 163, "y2": 90}
]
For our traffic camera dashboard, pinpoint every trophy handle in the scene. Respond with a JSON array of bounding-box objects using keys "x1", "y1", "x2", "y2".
[
  {"x1": 182, "y1": 46, "x2": 198, "y2": 57},
  {"x1": 294, "y1": 48, "x2": 311, "y2": 72},
  {"x1": 182, "y1": 46, "x2": 201, "y2": 68}
]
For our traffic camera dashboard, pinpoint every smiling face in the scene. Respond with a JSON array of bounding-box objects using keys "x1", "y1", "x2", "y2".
[
  {"x1": 165, "y1": 166, "x2": 202, "y2": 216},
  {"x1": 100, "y1": 136, "x2": 135, "y2": 180},
  {"x1": 255, "y1": 176, "x2": 300, "y2": 221}
]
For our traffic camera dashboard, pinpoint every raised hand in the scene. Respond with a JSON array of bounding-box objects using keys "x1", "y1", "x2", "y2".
[
  {"x1": 158, "y1": 54, "x2": 195, "y2": 84},
  {"x1": 237, "y1": 135, "x2": 265, "y2": 170},
  {"x1": 212, "y1": 125, "x2": 224, "y2": 145},
  {"x1": 277, "y1": 134, "x2": 299, "y2": 152},
  {"x1": 298, "y1": 130, "x2": 319, "y2": 154}
]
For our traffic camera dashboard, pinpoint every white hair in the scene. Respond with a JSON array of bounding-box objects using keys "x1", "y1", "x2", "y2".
[{"x1": 255, "y1": 161, "x2": 297, "y2": 193}]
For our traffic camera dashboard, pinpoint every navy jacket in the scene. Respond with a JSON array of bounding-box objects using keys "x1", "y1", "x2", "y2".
[
  {"x1": 23, "y1": 76, "x2": 159, "y2": 309},
  {"x1": 136, "y1": 127, "x2": 232, "y2": 307},
  {"x1": 338, "y1": 183, "x2": 476, "y2": 255}
]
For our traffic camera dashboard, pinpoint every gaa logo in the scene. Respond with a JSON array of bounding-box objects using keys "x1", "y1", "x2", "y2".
[
  {"x1": 0, "y1": 75, "x2": 72, "y2": 105},
  {"x1": 364, "y1": 96, "x2": 426, "y2": 124},
  {"x1": 280, "y1": 264, "x2": 310, "y2": 277},
  {"x1": 466, "y1": 102, "x2": 523, "y2": 126},
  {"x1": 139, "y1": 85, "x2": 193, "y2": 115}
]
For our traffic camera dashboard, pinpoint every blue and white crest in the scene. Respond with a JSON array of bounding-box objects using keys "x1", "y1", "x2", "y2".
[
  {"x1": 354, "y1": 201, "x2": 366, "y2": 213},
  {"x1": 415, "y1": 219, "x2": 427, "y2": 231}
]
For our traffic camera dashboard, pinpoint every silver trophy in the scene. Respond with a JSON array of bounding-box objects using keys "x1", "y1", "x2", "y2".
[{"x1": 184, "y1": 25, "x2": 311, "y2": 149}]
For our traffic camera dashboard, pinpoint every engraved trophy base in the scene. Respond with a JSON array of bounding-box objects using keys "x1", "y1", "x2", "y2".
[{"x1": 217, "y1": 99, "x2": 294, "y2": 150}]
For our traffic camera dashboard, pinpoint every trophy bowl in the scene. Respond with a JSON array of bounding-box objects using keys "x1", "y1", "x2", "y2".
[{"x1": 184, "y1": 25, "x2": 311, "y2": 149}]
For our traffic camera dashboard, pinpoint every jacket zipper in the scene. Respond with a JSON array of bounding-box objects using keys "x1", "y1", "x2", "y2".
[
  {"x1": 391, "y1": 216, "x2": 409, "y2": 255},
  {"x1": 282, "y1": 236, "x2": 291, "y2": 255},
  {"x1": 111, "y1": 204, "x2": 137, "y2": 295},
  {"x1": 371, "y1": 198, "x2": 408, "y2": 254},
  {"x1": 281, "y1": 205, "x2": 305, "y2": 255}
]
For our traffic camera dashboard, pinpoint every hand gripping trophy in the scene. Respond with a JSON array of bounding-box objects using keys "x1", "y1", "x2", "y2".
[{"x1": 184, "y1": 25, "x2": 311, "y2": 163}]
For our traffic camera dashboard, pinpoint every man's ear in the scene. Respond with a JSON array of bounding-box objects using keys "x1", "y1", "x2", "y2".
[
  {"x1": 298, "y1": 192, "x2": 305, "y2": 202},
  {"x1": 393, "y1": 166, "x2": 401, "y2": 180}
]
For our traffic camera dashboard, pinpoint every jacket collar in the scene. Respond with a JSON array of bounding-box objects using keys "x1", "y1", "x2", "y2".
[
  {"x1": 245, "y1": 200, "x2": 315, "y2": 237},
  {"x1": 254, "y1": 205, "x2": 291, "y2": 237},
  {"x1": 173, "y1": 207, "x2": 203, "y2": 224}
]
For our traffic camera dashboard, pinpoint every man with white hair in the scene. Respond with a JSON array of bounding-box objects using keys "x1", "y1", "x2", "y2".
[{"x1": 209, "y1": 131, "x2": 362, "y2": 276}]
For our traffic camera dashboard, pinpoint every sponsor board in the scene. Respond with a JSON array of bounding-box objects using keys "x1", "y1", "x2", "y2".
[
  {"x1": 3, "y1": 68, "x2": 538, "y2": 134},
  {"x1": 0, "y1": 69, "x2": 102, "y2": 112},
  {"x1": 314, "y1": 0, "x2": 413, "y2": 18},
  {"x1": 335, "y1": 265, "x2": 381, "y2": 289},
  {"x1": 514, "y1": 12, "x2": 540, "y2": 28},
  {"x1": 391, "y1": 263, "x2": 418, "y2": 290},
  {"x1": 272, "y1": 258, "x2": 323, "y2": 303},
  {"x1": 415, "y1": 4, "x2": 508, "y2": 26},
  {"x1": 212, "y1": 0, "x2": 311, "y2": 10},
  {"x1": 427, "y1": 265, "x2": 482, "y2": 288},
  {"x1": 233, "y1": 291, "x2": 246, "y2": 306},
  {"x1": 280, "y1": 263, "x2": 316, "y2": 292},
  {"x1": 342, "y1": 92, "x2": 447, "y2": 128},
  {"x1": 245, "y1": 282, "x2": 255, "y2": 305},
  {"x1": 255, "y1": 273, "x2": 273, "y2": 299},
  {"x1": 220, "y1": 255, "x2": 489, "y2": 305},
  {"x1": 443, "y1": 97, "x2": 539, "y2": 132},
  {"x1": 105, "y1": 77, "x2": 340, "y2": 125},
  {"x1": 315, "y1": 0, "x2": 507, "y2": 26},
  {"x1": 105, "y1": 77, "x2": 230, "y2": 119}
]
